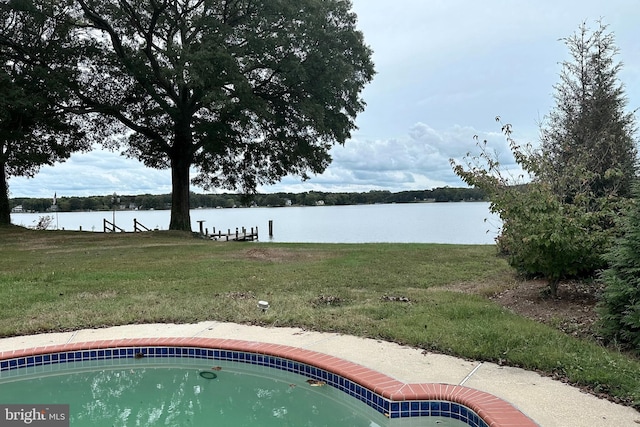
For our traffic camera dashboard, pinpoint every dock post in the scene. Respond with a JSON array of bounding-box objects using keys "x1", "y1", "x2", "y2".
[
  {"x1": 197, "y1": 220, "x2": 205, "y2": 235},
  {"x1": 269, "y1": 220, "x2": 273, "y2": 237}
]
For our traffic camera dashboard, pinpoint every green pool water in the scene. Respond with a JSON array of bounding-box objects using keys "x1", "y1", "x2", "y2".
[{"x1": 0, "y1": 357, "x2": 467, "y2": 426}]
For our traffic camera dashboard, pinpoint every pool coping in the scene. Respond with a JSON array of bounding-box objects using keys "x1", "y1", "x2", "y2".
[{"x1": 0, "y1": 337, "x2": 538, "y2": 427}]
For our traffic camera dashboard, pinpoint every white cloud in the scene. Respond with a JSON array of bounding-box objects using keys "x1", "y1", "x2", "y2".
[
  {"x1": 9, "y1": 149, "x2": 173, "y2": 198},
  {"x1": 262, "y1": 121, "x2": 523, "y2": 193},
  {"x1": 7, "y1": 0, "x2": 638, "y2": 198}
]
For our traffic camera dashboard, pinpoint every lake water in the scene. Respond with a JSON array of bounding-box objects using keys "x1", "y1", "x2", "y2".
[{"x1": 11, "y1": 202, "x2": 501, "y2": 244}]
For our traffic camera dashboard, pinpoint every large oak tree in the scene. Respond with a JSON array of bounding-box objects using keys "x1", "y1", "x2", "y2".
[
  {"x1": 9, "y1": 0, "x2": 374, "y2": 231},
  {"x1": 0, "y1": 0, "x2": 87, "y2": 225}
]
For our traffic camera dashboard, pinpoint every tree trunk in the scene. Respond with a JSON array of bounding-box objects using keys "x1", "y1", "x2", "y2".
[
  {"x1": 549, "y1": 278, "x2": 559, "y2": 298},
  {"x1": 0, "y1": 163, "x2": 11, "y2": 226},
  {"x1": 169, "y1": 156, "x2": 191, "y2": 231}
]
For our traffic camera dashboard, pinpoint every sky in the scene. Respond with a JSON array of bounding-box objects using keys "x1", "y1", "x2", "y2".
[{"x1": 9, "y1": 0, "x2": 640, "y2": 199}]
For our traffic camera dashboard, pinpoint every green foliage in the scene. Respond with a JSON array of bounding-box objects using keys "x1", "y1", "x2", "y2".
[
  {"x1": 2, "y1": 0, "x2": 375, "y2": 231},
  {"x1": 451, "y1": 124, "x2": 612, "y2": 295},
  {"x1": 10, "y1": 187, "x2": 486, "y2": 212},
  {"x1": 599, "y1": 184, "x2": 640, "y2": 353},
  {"x1": 0, "y1": 0, "x2": 88, "y2": 224},
  {"x1": 495, "y1": 182, "x2": 610, "y2": 294},
  {"x1": 540, "y1": 21, "x2": 637, "y2": 201},
  {"x1": 451, "y1": 21, "x2": 637, "y2": 295}
]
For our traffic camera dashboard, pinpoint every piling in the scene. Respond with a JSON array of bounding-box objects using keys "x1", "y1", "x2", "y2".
[{"x1": 269, "y1": 220, "x2": 273, "y2": 237}]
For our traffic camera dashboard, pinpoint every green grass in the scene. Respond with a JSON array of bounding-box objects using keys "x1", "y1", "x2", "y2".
[{"x1": 1, "y1": 225, "x2": 638, "y2": 408}]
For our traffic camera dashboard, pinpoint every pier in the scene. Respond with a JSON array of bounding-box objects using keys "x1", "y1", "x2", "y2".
[{"x1": 207, "y1": 226, "x2": 259, "y2": 242}]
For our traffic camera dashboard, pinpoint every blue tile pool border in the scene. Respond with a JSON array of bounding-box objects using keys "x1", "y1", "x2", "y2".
[
  {"x1": 0, "y1": 344, "x2": 489, "y2": 427},
  {"x1": 0, "y1": 338, "x2": 538, "y2": 426}
]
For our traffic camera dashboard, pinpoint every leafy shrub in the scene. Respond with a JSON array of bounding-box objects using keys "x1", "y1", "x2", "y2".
[{"x1": 451, "y1": 121, "x2": 617, "y2": 296}]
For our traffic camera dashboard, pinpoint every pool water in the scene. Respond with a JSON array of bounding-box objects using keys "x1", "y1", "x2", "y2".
[{"x1": 0, "y1": 357, "x2": 467, "y2": 427}]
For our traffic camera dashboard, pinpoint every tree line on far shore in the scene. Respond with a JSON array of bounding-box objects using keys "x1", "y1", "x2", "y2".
[{"x1": 10, "y1": 187, "x2": 486, "y2": 213}]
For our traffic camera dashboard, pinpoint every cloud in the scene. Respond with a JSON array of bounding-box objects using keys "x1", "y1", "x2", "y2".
[
  {"x1": 8, "y1": 0, "x2": 637, "y2": 199},
  {"x1": 10, "y1": 121, "x2": 528, "y2": 198},
  {"x1": 262, "y1": 121, "x2": 523, "y2": 194},
  {"x1": 9, "y1": 149, "x2": 173, "y2": 199}
]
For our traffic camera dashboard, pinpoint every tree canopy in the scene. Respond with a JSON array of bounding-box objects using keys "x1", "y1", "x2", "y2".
[
  {"x1": 3, "y1": 0, "x2": 375, "y2": 231},
  {"x1": 0, "y1": 0, "x2": 87, "y2": 225}
]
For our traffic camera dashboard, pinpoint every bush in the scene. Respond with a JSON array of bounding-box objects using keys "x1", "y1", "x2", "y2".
[
  {"x1": 451, "y1": 122, "x2": 615, "y2": 296},
  {"x1": 497, "y1": 182, "x2": 610, "y2": 296}
]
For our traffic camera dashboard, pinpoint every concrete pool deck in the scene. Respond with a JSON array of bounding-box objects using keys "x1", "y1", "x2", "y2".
[{"x1": 0, "y1": 321, "x2": 638, "y2": 427}]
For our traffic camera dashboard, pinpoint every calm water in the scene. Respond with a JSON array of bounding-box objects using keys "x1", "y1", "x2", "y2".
[
  {"x1": 11, "y1": 203, "x2": 500, "y2": 245},
  {"x1": 0, "y1": 359, "x2": 467, "y2": 427}
]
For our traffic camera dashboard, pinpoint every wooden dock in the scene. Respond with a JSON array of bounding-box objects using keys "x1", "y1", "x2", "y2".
[{"x1": 206, "y1": 226, "x2": 259, "y2": 242}]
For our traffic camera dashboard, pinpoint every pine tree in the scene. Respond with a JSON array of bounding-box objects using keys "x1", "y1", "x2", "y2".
[
  {"x1": 599, "y1": 182, "x2": 640, "y2": 353},
  {"x1": 540, "y1": 21, "x2": 637, "y2": 203}
]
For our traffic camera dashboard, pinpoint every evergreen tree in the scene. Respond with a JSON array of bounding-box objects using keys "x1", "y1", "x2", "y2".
[
  {"x1": 599, "y1": 182, "x2": 640, "y2": 353},
  {"x1": 539, "y1": 21, "x2": 637, "y2": 202}
]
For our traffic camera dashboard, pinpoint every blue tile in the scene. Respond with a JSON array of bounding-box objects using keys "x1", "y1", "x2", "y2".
[
  {"x1": 0, "y1": 346, "x2": 495, "y2": 427},
  {"x1": 460, "y1": 406, "x2": 468, "y2": 419}
]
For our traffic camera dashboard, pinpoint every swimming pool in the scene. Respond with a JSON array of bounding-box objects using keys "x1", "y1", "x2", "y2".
[{"x1": 0, "y1": 338, "x2": 537, "y2": 426}]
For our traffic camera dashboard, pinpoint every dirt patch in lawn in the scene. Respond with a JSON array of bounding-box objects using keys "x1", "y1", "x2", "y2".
[
  {"x1": 490, "y1": 279, "x2": 603, "y2": 340},
  {"x1": 241, "y1": 247, "x2": 330, "y2": 263}
]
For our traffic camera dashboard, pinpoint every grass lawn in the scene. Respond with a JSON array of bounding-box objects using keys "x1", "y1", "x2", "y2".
[{"x1": 1, "y1": 225, "x2": 638, "y2": 409}]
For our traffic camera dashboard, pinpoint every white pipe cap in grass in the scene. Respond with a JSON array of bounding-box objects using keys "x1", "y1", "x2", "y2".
[{"x1": 257, "y1": 300, "x2": 270, "y2": 311}]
